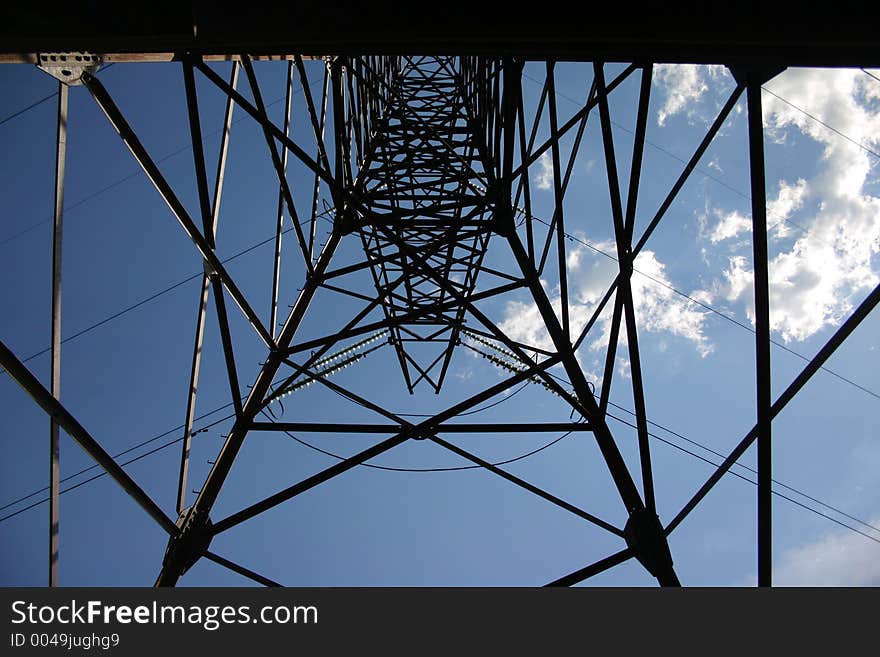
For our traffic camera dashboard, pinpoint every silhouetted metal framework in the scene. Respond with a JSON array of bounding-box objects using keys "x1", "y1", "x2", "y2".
[{"x1": 1, "y1": 18, "x2": 879, "y2": 587}]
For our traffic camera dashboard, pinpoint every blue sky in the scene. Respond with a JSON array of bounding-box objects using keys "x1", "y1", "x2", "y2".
[{"x1": 0, "y1": 59, "x2": 878, "y2": 586}]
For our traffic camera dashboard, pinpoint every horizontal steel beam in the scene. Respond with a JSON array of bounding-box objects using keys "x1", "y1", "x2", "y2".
[
  {"x1": 1, "y1": 53, "x2": 323, "y2": 64},
  {"x1": 2, "y1": 7, "x2": 876, "y2": 66},
  {"x1": 249, "y1": 422, "x2": 593, "y2": 433}
]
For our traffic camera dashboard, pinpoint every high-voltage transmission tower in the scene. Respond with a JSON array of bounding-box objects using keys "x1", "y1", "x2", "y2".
[{"x1": 1, "y1": 7, "x2": 878, "y2": 587}]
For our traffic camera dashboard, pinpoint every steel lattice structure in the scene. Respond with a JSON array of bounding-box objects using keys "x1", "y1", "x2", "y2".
[{"x1": 1, "y1": 11, "x2": 879, "y2": 588}]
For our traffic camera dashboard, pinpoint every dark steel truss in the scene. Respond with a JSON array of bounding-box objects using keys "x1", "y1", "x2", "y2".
[
  {"x1": 2, "y1": 45, "x2": 879, "y2": 588},
  {"x1": 352, "y1": 56, "x2": 495, "y2": 392}
]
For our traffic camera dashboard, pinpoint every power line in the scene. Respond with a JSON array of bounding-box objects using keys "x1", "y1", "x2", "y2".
[
  {"x1": 529, "y1": 215, "x2": 880, "y2": 403},
  {"x1": 862, "y1": 68, "x2": 880, "y2": 85},
  {"x1": 523, "y1": 71, "x2": 753, "y2": 203},
  {"x1": 603, "y1": 410, "x2": 880, "y2": 545},
  {"x1": 761, "y1": 86, "x2": 880, "y2": 160},
  {"x1": 2, "y1": 210, "x2": 333, "y2": 372},
  {"x1": 5, "y1": 361, "x2": 877, "y2": 549},
  {"x1": 603, "y1": 397, "x2": 880, "y2": 535},
  {"x1": 6, "y1": 69, "x2": 872, "y2": 408},
  {"x1": 3, "y1": 74, "x2": 873, "y2": 418},
  {"x1": 0, "y1": 64, "x2": 116, "y2": 128},
  {"x1": 0, "y1": 405, "x2": 238, "y2": 524},
  {"x1": 0, "y1": 400, "x2": 238, "y2": 514},
  {"x1": 301, "y1": 375, "x2": 555, "y2": 471},
  {"x1": 262, "y1": 407, "x2": 580, "y2": 474},
  {"x1": 519, "y1": 72, "x2": 880, "y2": 400},
  {"x1": 0, "y1": 374, "x2": 539, "y2": 521},
  {"x1": 0, "y1": 91, "x2": 57, "y2": 128},
  {"x1": 460, "y1": 335, "x2": 880, "y2": 544},
  {"x1": 1, "y1": 61, "x2": 876, "y2": 567},
  {"x1": 541, "y1": 367, "x2": 880, "y2": 538},
  {"x1": 522, "y1": 72, "x2": 848, "y2": 254},
  {"x1": 267, "y1": 366, "x2": 880, "y2": 542},
  {"x1": 3, "y1": 315, "x2": 876, "y2": 551},
  {"x1": 490, "y1": 77, "x2": 877, "y2": 405},
  {"x1": 0, "y1": 66, "x2": 319, "y2": 248},
  {"x1": 532, "y1": 370, "x2": 880, "y2": 542}
]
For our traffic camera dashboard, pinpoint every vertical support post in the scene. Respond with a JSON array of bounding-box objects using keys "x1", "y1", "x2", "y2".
[
  {"x1": 240, "y1": 56, "x2": 314, "y2": 273},
  {"x1": 595, "y1": 62, "x2": 657, "y2": 514},
  {"x1": 309, "y1": 65, "x2": 330, "y2": 260},
  {"x1": 177, "y1": 61, "x2": 239, "y2": 515},
  {"x1": 499, "y1": 57, "x2": 519, "y2": 236},
  {"x1": 156, "y1": 230, "x2": 342, "y2": 586},
  {"x1": 515, "y1": 86, "x2": 535, "y2": 264},
  {"x1": 330, "y1": 57, "x2": 351, "y2": 230},
  {"x1": 49, "y1": 81, "x2": 68, "y2": 587},
  {"x1": 546, "y1": 61, "x2": 570, "y2": 338},
  {"x1": 271, "y1": 61, "x2": 294, "y2": 338},
  {"x1": 746, "y1": 76, "x2": 772, "y2": 587}
]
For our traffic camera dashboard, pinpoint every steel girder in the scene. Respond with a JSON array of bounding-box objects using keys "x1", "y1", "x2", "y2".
[{"x1": 2, "y1": 48, "x2": 879, "y2": 589}]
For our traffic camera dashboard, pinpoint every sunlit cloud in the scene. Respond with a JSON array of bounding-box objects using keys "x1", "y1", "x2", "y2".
[
  {"x1": 707, "y1": 69, "x2": 880, "y2": 343},
  {"x1": 653, "y1": 64, "x2": 729, "y2": 126},
  {"x1": 533, "y1": 152, "x2": 554, "y2": 190},
  {"x1": 707, "y1": 179, "x2": 807, "y2": 244},
  {"x1": 498, "y1": 240, "x2": 714, "y2": 381}
]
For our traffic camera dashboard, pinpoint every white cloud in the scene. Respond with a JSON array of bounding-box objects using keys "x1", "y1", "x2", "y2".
[
  {"x1": 708, "y1": 179, "x2": 808, "y2": 244},
  {"x1": 533, "y1": 152, "x2": 554, "y2": 190},
  {"x1": 722, "y1": 255, "x2": 753, "y2": 306},
  {"x1": 767, "y1": 178, "x2": 808, "y2": 238},
  {"x1": 653, "y1": 64, "x2": 729, "y2": 126},
  {"x1": 774, "y1": 520, "x2": 880, "y2": 586},
  {"x1": 689, "y1": 288, "x2": 714, "y2": 306},
  {"x1": 498, "y1": 241, "x2": 714, "y2": 377},
  {"x1": 622, "y1": 248, "x2": 714, "y2": 357},
  {"x1": 709, "y1": 210, "x2": 751, "y2": 244},
  {"x1": 703, "y1": 69, "x2": 880, "y2": 343}
]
